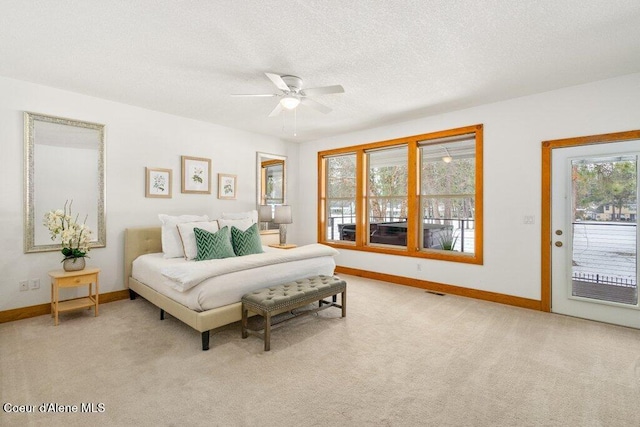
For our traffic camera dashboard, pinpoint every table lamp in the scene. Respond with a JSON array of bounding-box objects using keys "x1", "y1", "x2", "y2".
[
  {"x1": 258, "y1": 205, "x2": 273, "y2": 231},
  {"x1": 273, "y1": 205, "x2": 292, "y2": 246}
]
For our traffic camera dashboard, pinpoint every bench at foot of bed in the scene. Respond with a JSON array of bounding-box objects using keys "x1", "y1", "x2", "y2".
[{"x1": 241, "y1": 275, "x2": 347, "y2": 351}]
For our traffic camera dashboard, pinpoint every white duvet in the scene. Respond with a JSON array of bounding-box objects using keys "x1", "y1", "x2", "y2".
[
  {"x1": 132, "y1": 245, "x2": 338, "y2": 311},
  {"x1": 161, "y1": 243, "x2": 339, "y2": 292}
]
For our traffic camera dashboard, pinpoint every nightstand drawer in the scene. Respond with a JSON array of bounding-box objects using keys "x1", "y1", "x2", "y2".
[{"x1": 56, "y1": 273, "x2": 97, "y2": 287}]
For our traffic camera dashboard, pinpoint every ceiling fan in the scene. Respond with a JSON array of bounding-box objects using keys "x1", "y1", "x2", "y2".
[{"x1": 232, "y1": 73, "x2": 345, "y2": 117}]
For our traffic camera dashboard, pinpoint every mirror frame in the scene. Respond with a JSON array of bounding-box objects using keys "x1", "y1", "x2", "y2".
[
  {"x1": 256, "y1": 152, "x2": 286, "y2": 234},
  {"x1": 24, "y1": 112, "x2": 106, "y2": 253}
]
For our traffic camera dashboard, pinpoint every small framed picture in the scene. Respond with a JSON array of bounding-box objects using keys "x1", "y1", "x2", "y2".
[
  {"x1": 218, "y1": 173, "x2": 237, "y2": 200},
  {"x1": 145, "y1": 167, "x2": 172, "y2": 198},
  {"x1": 181, "y1": 156, "x2": 211, "y2": 194}
]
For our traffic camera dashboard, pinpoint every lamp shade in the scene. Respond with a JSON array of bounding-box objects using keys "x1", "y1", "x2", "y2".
[
  {"x1": 273, "y1": 205, "x2": 292, "y2": 224},
  {"x1": 258, "y1": 205, "x2": 273, "y2": 222}
]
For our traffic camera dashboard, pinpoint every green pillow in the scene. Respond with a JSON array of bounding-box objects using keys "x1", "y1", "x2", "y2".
[
  {"x1": 231, "y1": 223, "x2": 264, "y2": 256},
  {"x1": 194, "y1": 226, "x2": 236, "y2": 260}
]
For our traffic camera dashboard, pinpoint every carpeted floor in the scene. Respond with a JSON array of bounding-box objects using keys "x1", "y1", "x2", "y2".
[{"x1": 2, "y1": 274, "x2": 639, "y2": 426}]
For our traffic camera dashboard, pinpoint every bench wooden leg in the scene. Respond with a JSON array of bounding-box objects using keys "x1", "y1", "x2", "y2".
[
  {"x1": 241, "y1": 306, "x2": 248, "y2": 339},
  {"x1": 342, "y1": 289, "x2": 347, "y2": 317},
  {"x1": 264, "y1": 311, "x2": 271, "y2": 351}
]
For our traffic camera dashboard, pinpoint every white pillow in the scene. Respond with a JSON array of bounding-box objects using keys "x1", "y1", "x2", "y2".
[
  {"x1": 217, "y1": 217, "x2": 253, "y2": 232},
  {"x1": 177, "y1": 221, "x2": 220, "y2": 260},
  {"x1": 159, "y1": 214, "x2": 209, "y2": 258},
  {"x1": 221, "y1": 210, "x2": 258, "y2": 224}
]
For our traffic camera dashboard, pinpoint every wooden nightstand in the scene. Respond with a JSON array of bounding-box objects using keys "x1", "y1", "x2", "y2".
[
  {"x1": 49, "y1": 267, "x2": 100, "y2": 326},
  {"x1": 268, "y1": 244, "x2": 297, "y2": 249}
]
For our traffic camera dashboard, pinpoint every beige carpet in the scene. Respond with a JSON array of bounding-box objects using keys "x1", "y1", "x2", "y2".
[{"x1": 2, "y1": 274, "x2": 640, "y2": 426}]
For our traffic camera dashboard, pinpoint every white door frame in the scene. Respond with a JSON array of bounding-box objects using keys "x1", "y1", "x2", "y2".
[{"x1": 541, "y1": 129, "x2": 640, "y2": 313}]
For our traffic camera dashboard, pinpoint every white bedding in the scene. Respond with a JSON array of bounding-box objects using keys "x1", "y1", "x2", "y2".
[
  {"x1": 161, "y1": 243, "x2": 339, "y2": 292},
  {"x1": 131, "y1": 246, "x2": 337, "y2": 311}
]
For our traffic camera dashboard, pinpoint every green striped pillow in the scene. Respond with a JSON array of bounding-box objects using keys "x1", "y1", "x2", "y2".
[
  {"x1": 231, "y1": 223, "x2": 264, "y2": 256},
  {"x1": 194, "y1": 226, "x2": 236, "y2": 260}
]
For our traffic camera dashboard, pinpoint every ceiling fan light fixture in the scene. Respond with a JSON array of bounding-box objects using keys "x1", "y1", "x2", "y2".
[{"x1": 280, "y1": 95, "x2": 300, "y2": 110}]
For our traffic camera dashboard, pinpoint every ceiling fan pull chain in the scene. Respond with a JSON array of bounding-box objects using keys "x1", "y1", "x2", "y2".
[{"x1": 281, "y1": 109, "x2": 286, "y2": 132}]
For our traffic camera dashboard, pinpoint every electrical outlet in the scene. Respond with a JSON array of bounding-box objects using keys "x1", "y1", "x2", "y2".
[
  {"x1": 523, "y1": 215, "x2": 535, "y2": 225},
  {"x1": 416, "y1": 263, "x2": 422, "y2": 272},
  {"x1": 19, "y1": 280, "x2": 29, "y2": 291},
  {"x1": 30, "y1": 278, "x2": 40, "y2": 290}
]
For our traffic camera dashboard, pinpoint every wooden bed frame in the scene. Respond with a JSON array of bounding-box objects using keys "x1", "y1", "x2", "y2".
[{"x1": 124, "y1": 227, "x2": 247, "y2": 351}]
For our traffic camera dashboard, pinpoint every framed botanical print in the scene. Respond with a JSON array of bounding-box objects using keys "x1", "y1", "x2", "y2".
[
  {"x1": 181, "y1": 156, "x2": 211, "y2": 194},
  {"x1": 145, "y1": 167, "x2": 172, "y2": 198},
  {"x1": 218, "y1": 173, "x2": 237, "y2": 200}
]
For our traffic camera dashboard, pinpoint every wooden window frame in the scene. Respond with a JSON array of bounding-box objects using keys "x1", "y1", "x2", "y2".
[{"x1": 318, "y1": 124, "x2": 483, "y2": 265}]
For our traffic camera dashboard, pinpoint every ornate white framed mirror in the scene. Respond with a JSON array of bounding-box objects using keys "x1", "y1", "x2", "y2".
[{"x1": 24, "y1": 112, "x2": 106, "y2": 253}]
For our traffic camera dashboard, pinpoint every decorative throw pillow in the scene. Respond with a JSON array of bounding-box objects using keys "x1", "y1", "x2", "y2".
[
  {"x1": 217, "y1": 217, "x2": 254, "y2": 232},
  {"x1": 159, "y1": 214, "x2": 209, "y2": 258},
  {"x1": 194, "y1": 226, "x2": 236, "y2": 261},
  {"x1": 231, "y1": 223, "x2": 264, "y2": 256},
  {"x1": 177, "y1": 221, "x2": 219, "y2": 260},
  {"x1": 221, "y1": 210, "x2": 258, "y2": 224}
]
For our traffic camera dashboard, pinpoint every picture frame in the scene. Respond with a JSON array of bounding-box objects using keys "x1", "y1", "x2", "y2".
[
  {"x1": 145, "y1": 167, "x2": 172, "y2": 198},
  {"x1": 181, "y1": 156, "x2": 211, "y2": 194},
  {"x1": 218, "y1": 173, "x2": 237, "y2": 200}
]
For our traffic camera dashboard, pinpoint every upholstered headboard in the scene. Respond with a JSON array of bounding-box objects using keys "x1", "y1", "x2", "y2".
[{"x1": 124, "y1": 227, "x2": 162, "y2": 287}]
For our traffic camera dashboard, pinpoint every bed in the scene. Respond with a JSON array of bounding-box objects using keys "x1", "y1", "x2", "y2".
[{"x1": 124, "y1": 227, "x2": 337, "y2": 350}]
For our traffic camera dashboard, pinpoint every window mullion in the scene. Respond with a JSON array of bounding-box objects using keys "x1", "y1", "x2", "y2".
[
  {"x1": 355, "y1": 149, "x2": 367, "y2": 247},
  {"x1": 407, "y1": 141, "x2": 419, "y2": 254},
  {"x1": 317, "y1": 156, "x2": 327, "y2": 242}
]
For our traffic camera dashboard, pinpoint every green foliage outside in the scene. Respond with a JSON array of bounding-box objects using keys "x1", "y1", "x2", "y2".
[{"x1": 572, "y1": 159, "x2": 636, "y2": 221}]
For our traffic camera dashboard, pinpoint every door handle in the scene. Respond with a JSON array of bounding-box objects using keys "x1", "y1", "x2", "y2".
[{"x1": 555, "y1": 241, "x2": 563, "y2": 247}]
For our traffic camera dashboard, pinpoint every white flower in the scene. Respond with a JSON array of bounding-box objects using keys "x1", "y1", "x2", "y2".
[{"x1": 43, "y1": 200, "x2": 93, "y2": 258}]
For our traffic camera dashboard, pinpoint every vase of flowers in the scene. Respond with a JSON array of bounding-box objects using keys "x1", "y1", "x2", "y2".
[
  {"x1": 43, "y1": 200, "x2": 92, "y2": 272},
  {"x1": 62, "y1": 256, "x2": 86, "y2": 272}
]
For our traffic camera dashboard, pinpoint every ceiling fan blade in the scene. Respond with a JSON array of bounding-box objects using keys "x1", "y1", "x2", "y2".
[
  {"x1": 231, "y1": 93, "x2": 278, "y2": 98},
  {"x1": 302, "y1": 85, "x2": 345, "y2": 96},
  {"x1": 300, "y1": 97, "x2": 332, "y2": 114},
  {"x1": 268, "y1": 103, "x2": 283, "y2": 117},
  {"x1": 231, "y1": 93, "x2": 277, "y2": 97},
  {"x1": 265, "y1": 73, "x2": 290, "y2": 92}
]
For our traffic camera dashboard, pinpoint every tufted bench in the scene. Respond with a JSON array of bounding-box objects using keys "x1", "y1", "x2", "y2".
[{"x1": 241, "y1": 275, "x2": 347, "y2": 351}]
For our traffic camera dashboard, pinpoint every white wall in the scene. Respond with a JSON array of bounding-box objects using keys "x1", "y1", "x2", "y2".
[
  {"x1": 295, "y1": 73, "x2": 640, "y2": 301},
  {"x1": 0, "y1": 76, "x2": 293, "y2": 311}
]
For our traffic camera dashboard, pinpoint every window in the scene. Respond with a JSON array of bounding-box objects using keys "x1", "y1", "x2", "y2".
[
  {"x1": 367, "y1": 146, "x2": 408, "y2": 248},
  {"x1": 318, "y1": 125, "x2": 482, "y2": 264},
  {"x1": 324, "y1": 153, "x2": 357, "y2": 243},
  {"x1": 419, "y1": 134, "x2": 476, "y2": 255}
]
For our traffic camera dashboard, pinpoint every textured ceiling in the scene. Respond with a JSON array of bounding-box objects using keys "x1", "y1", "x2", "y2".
[{"x1": 1, "y1": 1, "x2": 640, "y2": 142}]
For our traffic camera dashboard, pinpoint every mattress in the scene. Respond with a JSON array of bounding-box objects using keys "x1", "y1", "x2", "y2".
[{"x1": 131, "y1": 247, "x2": 336, "y2": 311}]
